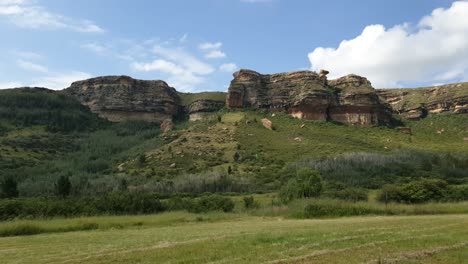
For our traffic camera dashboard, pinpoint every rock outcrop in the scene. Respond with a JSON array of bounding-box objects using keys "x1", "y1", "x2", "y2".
[
  {"x1": 186, "y1": 100, "x2": 225, "y2": 121},
  {"x1": 65, "y1": 76, "x2": 181, "y2": 122},
  {"x1": 226, "y1": 69, "x2": 393, "y2": 125},
  {"x1": 377, "y1": 83, "x2": 468, "y2": 120}
]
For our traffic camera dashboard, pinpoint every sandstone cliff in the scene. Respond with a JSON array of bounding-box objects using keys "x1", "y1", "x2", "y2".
[
  {"x1": 377, "y1": 83, "x2": 468, "y2": 120},
  {"x1": 226, "y1": 69, "x2": 393, "y2": 125},
  {"x1": 65, "y1": 76, "x2": 181, "y2": 122}
]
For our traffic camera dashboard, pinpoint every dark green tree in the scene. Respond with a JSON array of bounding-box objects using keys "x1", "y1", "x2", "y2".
[
  {"x1": 138, "y1": 154, "x2": 146, "y2": 164},
  {"x1": 1, "y1": 177, "x2": 19, "y2": 198},
  {"x1": 55, "y1": 176, "x2": 72, "y2": 198},
  {"x1": 233, "y1": 152, "x2": 240, "y2": 162}
]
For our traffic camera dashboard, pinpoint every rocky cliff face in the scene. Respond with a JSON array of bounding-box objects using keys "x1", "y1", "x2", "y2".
[
  {"x1": 377, "y1": 83, "x2": 468, "y2": 120},
  {"x1": 65, "y1": 76, "x2": 181, "y2": 122},
  {"x1": 226, "y1": 69, "x2": 393, "y2": 125},
  {"x1": 186, "y1": 100, "x2": 225, "y2": 121}
]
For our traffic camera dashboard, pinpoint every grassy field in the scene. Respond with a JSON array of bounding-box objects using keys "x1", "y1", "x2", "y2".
[{"x1": 0, "y1": 212, "x2": 467, "y2": 263}]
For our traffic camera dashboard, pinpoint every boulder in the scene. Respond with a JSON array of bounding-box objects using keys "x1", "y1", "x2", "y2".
[
  {"x1": 261, "y1": 118, "x2": 273, "y2": 130},
  {"x1": 160, "y1": 119, "x2": 174, "y2": 134}
]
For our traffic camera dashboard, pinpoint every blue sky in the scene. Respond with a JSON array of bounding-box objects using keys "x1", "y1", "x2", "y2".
[{"x1": 1, "y1": 0, "x2": 467, "y2": 91}]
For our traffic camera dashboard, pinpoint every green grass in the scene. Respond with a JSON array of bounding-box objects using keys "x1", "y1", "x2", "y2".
[
  {"x1": 177, "y1": 91, "x2": 226, "y2": 106},
  {"x1": 0, "y1": 212, "x2": 467, "y2": 263}
]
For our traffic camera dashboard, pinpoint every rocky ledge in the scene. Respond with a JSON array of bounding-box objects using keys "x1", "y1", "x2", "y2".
[
  {"x1": 226, "y1": 69, "x2": 393, "y2": 125},
  {"x1": 186, "y1": 100, "x2": 225, "y2": 121},
  {"x1": 377, "y1": 83, "x2": 468, "y2": 120},
  {"x1": 65, "y1": 76, "x2": 181, "y2": 122}
]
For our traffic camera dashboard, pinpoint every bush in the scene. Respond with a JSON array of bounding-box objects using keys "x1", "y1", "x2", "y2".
[
  {"x1": 55, "y1": 176, "x2": 71, "y2": 198},
  {"x1": 279, "y1": 168, "x2": 323, "y2": 202},
  {"x1": 377, "y1": 179, "x2": 449, "y2": 203},
  {"x1": 188, "y1": 195, "x2": 235, "y2": 213},
  {"x1": 443, "y1": 185, "x2": 468, "y2": 202},
  {"x1": 243, "y1": 196, "x2": 258, "y2": 209},
  {"x1": 0, "y1": 192, "x2": 166, "y2": 220},
  {"x1": 324, "y1": 188, "x2": 368, "y2": 202},
  {"x1": 1, "y1": 177, "x2": 19, "y2": 198}
]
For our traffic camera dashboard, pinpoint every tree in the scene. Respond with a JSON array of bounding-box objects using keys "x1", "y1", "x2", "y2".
[
  {"x1": 233, "y1": 152, "x2": 240, "y2": 162},
  {"x1": 227, "y1": 166, "x2": 232, "y2": 174},
  {"x1": 138, "y1": 154, "x2": 146, "y2": 164},
  {"x1": 55, "y1": 176, "x2": 72, "y2": 198},
  {"x1": 118, "y1": 178, "x2": 128, "y2": 191},
  {"x1": 1, "y1": 177, "x2": 19, "y2": 198}
]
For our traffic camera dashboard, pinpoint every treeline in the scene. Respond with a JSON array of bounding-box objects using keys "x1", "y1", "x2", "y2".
[
  {"x1": 0, "y1": 192, "x2": 235, "y2": 220},
  {"x1": 0, "y1": 88, "x2": 103, "y2": 132},
  {"x1": 378, "y1": 179, "x2": 468, "y2": 203},
  {"x1": 293, "y1": 150, "x2": 468, "y2": 188}
]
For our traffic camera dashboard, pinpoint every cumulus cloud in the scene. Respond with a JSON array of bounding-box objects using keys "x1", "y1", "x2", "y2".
[
  {"x1": 199, "y1": 41, "x2": 226, "y2": 59},
  {"x1": 132, "y1": 45, "x2": 216, "y2": 91},
  {"x1": 17, "y1": 59, "x2": 48, "y2": 73},
  {"x1": 0, "y1": 0, "x2": 104, "y2": 32},
  {"x1": 308, "y1": 1, "x2": 468, "y2": 88},
  {"x1": 219, "y1": 63, "x2": 238, "y2": 72}
]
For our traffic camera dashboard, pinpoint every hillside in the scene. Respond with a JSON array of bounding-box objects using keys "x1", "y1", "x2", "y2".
[{"x1": 0, "y1": 75, "x2": 467, "y2": 197}]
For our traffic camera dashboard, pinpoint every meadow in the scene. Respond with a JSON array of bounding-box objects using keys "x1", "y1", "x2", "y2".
[{"x1": 0, "y1": 211, "x2": 467, "y2": 263}]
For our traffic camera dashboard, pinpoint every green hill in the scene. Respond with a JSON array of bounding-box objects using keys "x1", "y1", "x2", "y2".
[{"x1": 0, "y1": 88, "x2": 467, "y2": 197}]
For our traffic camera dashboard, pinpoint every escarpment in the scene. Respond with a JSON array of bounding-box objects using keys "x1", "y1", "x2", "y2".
[
  {"x1": 377, "y1": 83, "x2": 468, "y2": 120},
  {"x1": 62, "y1": 72, "x2": 466, "y2": 125},
  {"x1": 65, "y1": 76, "x2": 181, "y2": 122},
  {"x1": 226, "y1": 69, "x2": 393, "y2": 125}
]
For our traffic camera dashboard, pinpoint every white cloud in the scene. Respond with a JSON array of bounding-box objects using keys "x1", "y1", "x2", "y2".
[
  {"x1": 205, "y1": 50, "x2": 226, "y2": 59},
  {"x1": 0, "y1": 0, "x2": 104, "y2": 32},
  {"x1": 13, "y1": 50, "x2": 43, "y2": 60},
  {"x1": 198, "y1": 41, "x2": 227, "y2": 59},
  {"x1": 17, "y1": 59, "x2": 48, "y2": 73},
  {"x1": 199, "y1": 42, "x2": 222, "y2": 50},
  {"x1": 179, "y1": 33, "x2": 188, "y2": 43},
  {"x1": 81, "y1": 43, "x2": 109, "y2": 55},
  {"x1": 31, "y1": 71, "x2": 92, "y2": 90},
  {"x1": 308, "y1": 1, "x2": 468, "y2": 88},
  {"x1": 132, "y1": 58, "x2": 205, "y2": 92},
  {"x1": 0, "y1": 81, "x2": 22, "y2": 89},
  {"x1": 153, "y1": 45, "x2": 214, "y2": 75},
  {"x1": 219, "y1": 63, "x2": 238, "y2": 72}
]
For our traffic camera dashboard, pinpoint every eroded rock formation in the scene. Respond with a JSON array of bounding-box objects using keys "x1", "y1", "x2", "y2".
[
  {"x1": 186, "y1": 100, "x2": 225, "y2": 121},
  {"x1": 377, "y1": 83, "x2": 468, "y2": 120},
  {"x1": 226, "y1": 69, "x2": 393, "y2": 125},
  {"x1": 65, "y1": 76, "x2": 181, "y2": 122}
]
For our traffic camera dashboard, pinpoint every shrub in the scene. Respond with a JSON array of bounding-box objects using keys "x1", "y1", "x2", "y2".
[
  {"x1": 1, "y1": 177, "x2": 19, "y2": 198},
  {"x1": 279, "y1": 168, "x2": 323, "y2": 202},
  {"x1": 188, "y1": 195, "x2": 235, "y2": 213},
  {"x1": 243, "y1": 196, "x2": 258, "y2": 209},
  {"x1": 55, "y1": 176, "x2": 72, "y2": 198},
  {"x1": 324, "y1": 188, "x2": 368, "y2": 202},
  {"x1": 377, "y1": 179, "x2": 449, "y2": 203}
]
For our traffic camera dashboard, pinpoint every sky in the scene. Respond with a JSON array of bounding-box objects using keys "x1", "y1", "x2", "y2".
[{"x1": 0, "y1": 0, "x2": 467, "y2": 92}]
